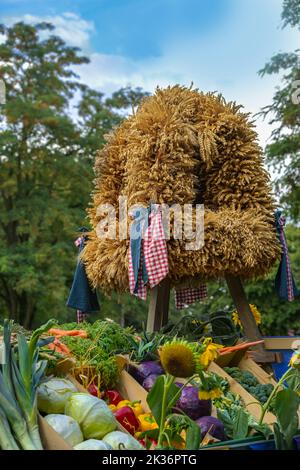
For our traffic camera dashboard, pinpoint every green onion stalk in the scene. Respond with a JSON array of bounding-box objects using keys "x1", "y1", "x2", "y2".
[
  {"x1": 0, "y1": 319, "x2": 56, "y2": 450},
  {"x1": 0, "y1": 375, "x2": 36, "y2": 450},
  {"x1": 0, "y1": 407, "x2": 19, "y2": 450}
]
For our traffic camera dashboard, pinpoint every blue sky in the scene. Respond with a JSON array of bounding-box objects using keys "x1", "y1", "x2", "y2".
[{"x1": 1, "y1": 0, "x2": 299, "y2": 145}]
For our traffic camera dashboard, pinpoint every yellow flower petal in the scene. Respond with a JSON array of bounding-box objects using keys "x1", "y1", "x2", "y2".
[{"x1": 289, "y1": 352, "x2": 300, "y2": 370}]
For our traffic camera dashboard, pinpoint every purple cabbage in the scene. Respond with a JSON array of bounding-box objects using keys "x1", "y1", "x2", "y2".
[
  {"x1": 195, "y1": 416, "x2": 226, "y2": 441},
  {"x1": 175, "y1": 386, "x2": 212, "y2": 420},
  {"x1": 142, "y1": 374, "x2": 160, "y2": 392},
  {"x1": 129, "y1": 361, "x2": 163, "y2": 384}
]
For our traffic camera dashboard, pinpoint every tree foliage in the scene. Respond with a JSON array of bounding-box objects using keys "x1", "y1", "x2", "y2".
[
  {"x1": 0, "y1": 22, "x2": 146, "y2": 328},
  {"x1": 259, "y1": 0, "x2": 300, "y2": 221}
]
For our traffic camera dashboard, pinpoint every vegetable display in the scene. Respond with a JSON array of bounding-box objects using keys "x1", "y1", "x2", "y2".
[
  {"x1": 1, "y1": 317, "x2": 300, "y2": 451},
  {"x1": 175, "y1": 386, "x2": 212, "y2": 420},
  {"x1": 45, "y1": 320, "x2": 135, "y2": 389},
  {"x1": 224, "y1": 367, "x2": 274, "y2": 404},
  {"x1": 74, "y1": 439, "x2": 112, "y2": 450},
  {"x1": 65, "y1": 393, "x2": 117, "y2": 439},
  {"x1": 196, "y1": 416, "x2": 226, "y2": 441},
  {"x1": 44, "y1": 414, "x2": 83, "y2": 446},
  {"x1": 102, "y1": 430, "x2": 143, "y2": 450},
  {"x1": 0, "y1": 319, "x2": 55, "y2": 450},
  {"x1": 129, "y1": 361, "x2": 164, "y2": 385},
  {"x1": 104, "y1": 390, "x2": 124, "y2": 406},
  {"x1": 37, "y1": 378, "x2": 78, "y2": 414},
  {"x1": 116, "y1": 400, "x2": 143, "y2": 417},
  {"x1": 114, "y1": 406, "x2": 140, "y2": 435},
  {"x1": 142, "y1": 374, "x2": 159, "y2": 392}
]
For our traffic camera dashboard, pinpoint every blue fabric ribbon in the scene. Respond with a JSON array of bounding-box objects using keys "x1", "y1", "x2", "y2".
[
  {"x1": 66, "y1": 227, "x2": 100, "y2": 312},
  {"x1": 130, "y1": 207, "x2": 150, "y2": 294},
  {"x1": 274, "y1": 210, "x2": 299, "y2": 302}
]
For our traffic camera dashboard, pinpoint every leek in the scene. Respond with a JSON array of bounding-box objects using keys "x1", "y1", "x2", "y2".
[
  {"x1": 0, "y1": 319, "x2": 56, "y2": 450},
  {"x1": 0, "y1": 407, "x2": 19, "y2": 450}
]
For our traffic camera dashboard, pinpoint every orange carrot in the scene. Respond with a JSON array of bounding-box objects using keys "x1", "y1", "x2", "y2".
[
  {"x1": 48, "y1": 328, "x2": 88, "y2": 339},
  {"x1": 48, "y1": 338, "x2": 72, "y2": 356},
  {"x1": 219, "y1": 340, "x2": 264, "y2": 355}
]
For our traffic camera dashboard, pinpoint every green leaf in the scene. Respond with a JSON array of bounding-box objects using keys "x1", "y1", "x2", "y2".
[
  {"x1": 250, "y1": 422, "x2": 272, "y2": 440},
  {"x1": 147, "y1": 375, "x2": 165, "y2": 424},
  {"x1": 273, "y1": 422, "x2": 287, "y2": 450},
  {"x1": 274, "y1": 389, "x2": 300, "y2": 449},
  {"x1": 232, "y1": 407, "x2": 249, "y2": 439},
  {"x1": 217, "y1": 408, "x2": 234, "y2": 438},
  {"x1": 286, "y1": 369, "x2": 300, "y2": 393},
  {"x1": 17, "y1": 334, "x2": 30, "y2": 389},
  {"x1": 147, "y1": 375, "x2": 182, "y2": 425},
  {"x1": 274, "y1": 389, "x2": 300, "y2": 430},
  {"x1": 185, "y1": 416, "x2": 201, "y2": 450}
]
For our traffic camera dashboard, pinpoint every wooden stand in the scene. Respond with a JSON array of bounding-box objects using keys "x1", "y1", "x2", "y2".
[
  {"x1": 146, "y1": 274, "x2": 278, "y2": 363},
  {"x1": 225, "y1": 275, "x2": 278, "y2": 363},
  {"x1": 146, "y1": 278, "x2": 171, "y2": 332}
]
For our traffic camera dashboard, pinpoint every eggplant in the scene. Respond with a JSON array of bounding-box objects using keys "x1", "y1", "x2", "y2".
[
  {"x1": 195, "y1": 416, "x2": 226, "y2": 441},
  {"x1": 129, "y1": 361, "x2": 163, "y2": 384},
  {"x1": 175, "y1": 386, "x2": 212, "y2": 420}
]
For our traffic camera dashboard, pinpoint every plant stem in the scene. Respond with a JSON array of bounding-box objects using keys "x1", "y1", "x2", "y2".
[
  {"x1": 259, "y1": 368, "x2": 292, "y2": 425},
  {"x1": 157, "y1": 374, "x2": 175, "y2": 447}
]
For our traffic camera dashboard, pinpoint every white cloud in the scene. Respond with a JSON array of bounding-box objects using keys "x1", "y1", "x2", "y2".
[
  {"x1": 2, "y1": 1, "x2": 299, "y2": 147},
  {"x1": 77, "y1": 0, "x2": 299, "y2": 147},
  {"x1": 1, "y1": 12, "x2": 94, "y2": 51}
]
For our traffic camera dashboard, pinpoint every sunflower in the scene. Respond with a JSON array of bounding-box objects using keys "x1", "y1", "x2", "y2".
[
  {"x1": 232, "y1": 304, "x2": 262, "y2": 328},
  {"x1": 289, "y1": 352, "x2": 300, "y2": 370},
  {"x1": 198, "y1": 338, "x2": 223, "y2": 369},
  {"x1": 158, "y1": 339, "x2": 199, "y2": 377},
  {"x1": 198, "y1": 388, "x2": 223, "y2": 400}
]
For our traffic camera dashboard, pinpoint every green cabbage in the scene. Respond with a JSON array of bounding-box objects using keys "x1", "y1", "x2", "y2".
[
  {"x1": 45, "y1": 414, "x2": 83, "y2": 447},
  {"x1": 74, "y1": 439, "x2": 112, "y2": 450},
  {"x1": 103, "y1": 431, "x2": 143, "y2": 450},
  {"x1": 37, "y1": 378, "x2": 77, "y2": 414},
  {"x1": 65, "y1": 393, "x2": 117, "y2": 439}
]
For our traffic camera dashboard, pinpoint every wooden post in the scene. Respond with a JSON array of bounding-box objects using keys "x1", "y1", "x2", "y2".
[
  {"x1": 147, "y1": 278, "x2": 171, "y2": 332},
  {"x1": 225, "y1": 274, "x2": 278, "y2": 363}
]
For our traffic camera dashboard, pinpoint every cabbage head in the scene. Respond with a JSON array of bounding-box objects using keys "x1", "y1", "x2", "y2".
[
  {"x1": 103, "y1": 431, "x2": 143, "y2": 450},
  {"x1": 38, "y1": 378, "x2": 78, "y2": 414},
  {"x1": 45, "y1": 414, "x2": 83, "y2": 446},
  {"x1": 65, "y1": 393, "x2": 117, "y2": 439},
  {"x1": 74, "y1": 439, "x2": 112, "y2": 450}
]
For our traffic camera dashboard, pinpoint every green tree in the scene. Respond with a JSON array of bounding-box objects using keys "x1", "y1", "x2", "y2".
[
  {"x1": 0, "y1": 22, "x2": 147, "y2": 328},
  {"x1": 259, "y1": 0, "x2": 300, "y2": 221}
]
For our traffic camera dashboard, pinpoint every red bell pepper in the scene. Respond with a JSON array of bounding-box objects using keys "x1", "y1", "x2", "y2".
[
  {"x1": 88, "y1": 384, "x2": 99, "y2": 397},
  {"x1": 114, "y1": 406, "x2": 140, "y2": 435},
  {"x1": 139, "y1": 437, "x2": 157, "y2": 449},
  {"x1": 104, "y1": 390, "x2": 124, "y2": 406}
]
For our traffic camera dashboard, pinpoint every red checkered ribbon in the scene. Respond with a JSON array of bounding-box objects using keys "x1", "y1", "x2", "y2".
[
  {"x1": 175, "y1": 284, "x2": 207, "y2": 309},
  {"x1": 74, "y1": 236, "x2": 83, "y2": 247},
  {"x1": 129, "y1": 205, "x2": 207, "y2": 308},
  {"x1": 144, "y1": 206, "x2": 169, "y2": 288}
]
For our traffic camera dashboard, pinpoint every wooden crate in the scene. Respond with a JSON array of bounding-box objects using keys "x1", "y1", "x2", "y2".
[
  {"x1": 39, "y1": 370, "x2": 142, "y2": 450},
  {"x1": 208, "y1": 361, "x2": 276, "y2": 425},
  {"x1": 237, "y1": 357, "x2": 278, "y2": 387}
]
